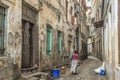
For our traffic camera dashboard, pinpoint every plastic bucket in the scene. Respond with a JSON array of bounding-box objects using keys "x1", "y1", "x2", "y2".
[
  {"x1": 100, "y1": 70, "x2": 106, "y2": 75},
  {"x1": 51, "y1": 69, "x2": 60, "y2": 79}
]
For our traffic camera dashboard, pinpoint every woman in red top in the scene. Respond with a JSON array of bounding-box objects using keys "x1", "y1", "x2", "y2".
[{"x1": 70, "y1": 50, "x2": 79, "y2": 75}]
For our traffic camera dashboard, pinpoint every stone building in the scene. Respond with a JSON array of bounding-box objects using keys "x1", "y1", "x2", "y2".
[
  {"x1": 93, "y1": 0, "x2": 120, "y2": 80},
  {"x1": 0, "y1": 0, "x2": 89, "y2": 79},
  {"x1": 39, "y1": 0, "x2": 76, "y2": 70},
  {"x1": 89, "y1": 0, "x2": 104, "y2": 60},
  {"x1": 103, "y1": 0, "x2": 120, "y2": 80},
  {"x1": 0, "y1": 0, "x2": 23, "y2": 79},
  {"x1": 0, "y1": 0, "x2": 87, "y2": 79},
  {"x1": 0, "y1": 0, "x2": 41, "y2": 79},
  {"x1": 89, "y1": 0, "x2": 120, "y2": 80},
  {"x1": 72, "y1": 0, "x2": 88, "y2": 60},
  {"x1": 86, "y1": 2, "x2": 92, "y2": 56},
  {"x1": 78, "y1": 0, "x2": 88, "y2": 60}
]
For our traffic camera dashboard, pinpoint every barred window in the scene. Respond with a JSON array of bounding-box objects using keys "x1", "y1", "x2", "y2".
[{"x1": 0, "y1": 6, "x2": 6, "y2": 56}]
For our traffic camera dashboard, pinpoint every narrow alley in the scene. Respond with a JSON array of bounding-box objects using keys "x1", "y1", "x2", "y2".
[
  {"x1": 23, "y1": 58, "x2": 106, "y2": 80},
  {"x1": 0, "y1": 0, "x2": 120, "y2": 80},
  {"x1": 55, "y1": 58, "x2": 106, "y2": 80}
]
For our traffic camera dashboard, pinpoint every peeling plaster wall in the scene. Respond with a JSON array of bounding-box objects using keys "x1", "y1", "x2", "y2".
[
  {"x1": 0, "y1": 0, "x2": 76, "y2": 74},
  {"x1": 105, "y1": 61, "x2": 114, "y2": 80},
  {"x1": 21, "y1": 0, "x2": 40, "y2": 68},
  {"x1": 0, "y1": 0, "x2": 40, "y2": 78},
  {"x1": 90, "y1": 0, "x2": 117, "y2": 79},
  {"x1": 0, "y1": 0, "x2": 22, "y2": 79},
  {"x1": 90, "y1": 0, "x2": 103, "y2": 60},
  {"x1": 24, "y1": 0, "x2": 39, "y2": 10},
  {"x1": 0, "y1": 0, "x2": 22, "y2": 67},
  {"x1": 115, "y1": 0, "x2": 120, "y2": 80},
  {"x1": 39, "y1": 1, "x2": 59, "y2": 70},
  {"x1": 104, "y1": 0, "x2": 120, "y2": 80},
  {"x1": 79, "y1": 3, "x2": 88, "y2": 60},
  {"x1": 39, "y1": 0, "x2": 75, "y2": 70},
  {"x1": 0, "y1": 57, "x2": 13, "y2": 80}
]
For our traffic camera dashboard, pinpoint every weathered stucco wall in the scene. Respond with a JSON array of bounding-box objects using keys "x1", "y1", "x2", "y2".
[
  {"x1": 0, "y1": 57, "x2": 13, "y2": 80},
  {"x1": 115, "y1": 0, "x2": 120, "y2": 80},
  {"x1": 0, "y1": 0, "x2": 76, "y2": 76},
  {"x1": 0, "y1": 0, "x2": 22, "y2": 79},
  {"x1": 24, "y1": 0, "x2": 39, "y2": 10},
  {"x1": 39, "y1": 0, "x2": 75, "y2": 70},
  {"x1": 87, "y1": 38, "x2": 92, "y2": 56},
  {"x1": 39, "y1": 1, "x2": 59, "y2": 70},
  {"x1": 115, "y1": 67, "x2": 120, "y2": 80},
  {"x1": 104, "y1": 0, "x2": 120, "y2": 80},
  {"x1": 0, "y1": 0, "x2": 22, "y2": 67},
  {"x1": 105, "y1": 61, "x2": 115, "y2": 80}
]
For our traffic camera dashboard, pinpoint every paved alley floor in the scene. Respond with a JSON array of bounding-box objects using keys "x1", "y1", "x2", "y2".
[{"x1": 56, "y1": 58, "x2": 106, "y2": 80}]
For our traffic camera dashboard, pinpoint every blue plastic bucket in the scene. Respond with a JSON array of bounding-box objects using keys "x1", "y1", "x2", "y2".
[
  {"x1": 51, "y1": 69, "x2": 60, "y2": 79},
  {"x1": 100, "y1": 70, "x2": 106, "y2": 75}
]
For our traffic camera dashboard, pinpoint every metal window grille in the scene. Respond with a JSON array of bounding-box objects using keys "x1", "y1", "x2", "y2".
[{"x1": 0, "y1": 6, "x2": 6, "y2": 56}]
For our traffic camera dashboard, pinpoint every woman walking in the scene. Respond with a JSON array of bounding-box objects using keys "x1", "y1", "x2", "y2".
[{"x1": 70, "y1": 50, "x2": 79, "y2": 75}]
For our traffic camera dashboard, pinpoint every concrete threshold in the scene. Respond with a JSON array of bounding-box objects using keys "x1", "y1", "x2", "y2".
[{"x1": 22, "y1": 71, "x2": 50, "y2": 80}]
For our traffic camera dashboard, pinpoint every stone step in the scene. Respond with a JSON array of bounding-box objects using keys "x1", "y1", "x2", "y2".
[{"x1": 22, "y1": 72, "x2": 50, "y2": 80}]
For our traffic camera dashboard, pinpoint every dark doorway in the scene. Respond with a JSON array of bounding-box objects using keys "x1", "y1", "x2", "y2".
[
  {"x1": 76, "y1": 27, "x2": 79, "y2": 52},
  {"x1": 81, "y1": 42, "x2": 88, "y2": 60},
  {"x1": 21, "y1": 3, "x2": 39, "y2": 69},
  {"x1": 22, "y1": 20, "x2": 34, "y2": 68},
  {"x1": 68, "y1": 35, "x2": 72, "y2": 54}
]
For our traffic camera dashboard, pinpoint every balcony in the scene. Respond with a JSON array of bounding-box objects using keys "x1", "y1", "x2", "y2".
[{"x1": 93, "y1": 19, "x2": 104, "y2": 28}]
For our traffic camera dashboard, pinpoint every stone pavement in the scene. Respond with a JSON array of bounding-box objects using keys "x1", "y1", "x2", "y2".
[{"x1": 55, "y1": 58, "x2": 106, "y2": 80}]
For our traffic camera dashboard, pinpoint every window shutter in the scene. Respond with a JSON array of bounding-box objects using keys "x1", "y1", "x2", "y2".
[
  {"x1": 46, "y1": 29, "x2": 49, "y2": 51},
  {"x1": 46, "y1": 26, "x2": 52, "y2": 55},
  {"x1": 0, "y1": 6, "x2": 6, "y2": 56},
  {"x1": 58, "y1": 31, "x2": 61, "y2": 54}
]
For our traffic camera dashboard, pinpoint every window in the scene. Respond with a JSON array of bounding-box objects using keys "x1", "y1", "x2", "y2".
[
  {"x1": 71, "y1": 16, "x2": 75, "y2": 24},
  {"x1": 70, "y1": 6, "x2": 73, "y2": 15},
  {"x1": 46, "y1": 24, "x2": 52, "y2": 55},
  {"x1": 58, "y1": 31, "x2": 61, "y2": 54},
  {"x1": 58, "y1": 0, "x2": 61, "y2": 5},
  {"x1": 0, "y1": 6, "x2": 6, "y2": 56},
  {"x1": 58, "y1": 14, "x2": 60, "y2": 23},
  {"x1": 66, "y1": 1, "x2": 68, "y2": 22}
]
